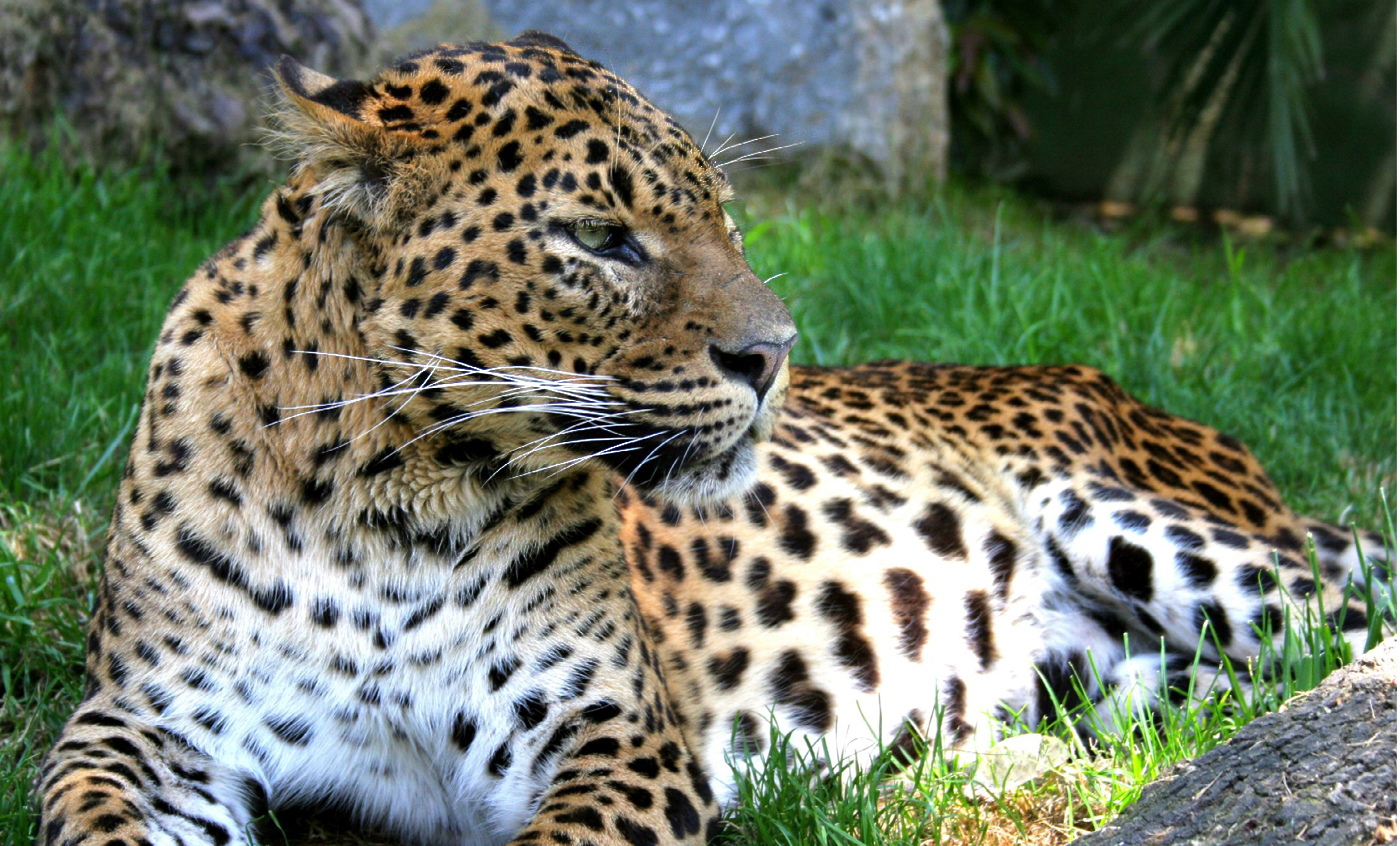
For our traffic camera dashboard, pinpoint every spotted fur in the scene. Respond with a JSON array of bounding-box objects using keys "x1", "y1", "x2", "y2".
[
  {"x1": 36, "y1": 32, "x2": 1389, "y2": 846},
  {"x1": 621, "y1": 362, "x2": 1391, "y2": 796}
]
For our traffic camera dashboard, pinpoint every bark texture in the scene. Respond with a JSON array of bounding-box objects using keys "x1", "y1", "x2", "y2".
[{"x1": 1074, "y1": 638, "x2": 1398, "y2": 846}]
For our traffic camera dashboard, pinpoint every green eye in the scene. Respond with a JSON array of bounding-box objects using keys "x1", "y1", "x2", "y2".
[{"x1": 567, "y1": 219, "x2": 625, "y2": 252}]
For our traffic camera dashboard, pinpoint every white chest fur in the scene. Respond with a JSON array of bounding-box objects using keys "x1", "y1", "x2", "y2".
[{"x1": 145, "y1": 509, "x2": 630, "y2": 846}]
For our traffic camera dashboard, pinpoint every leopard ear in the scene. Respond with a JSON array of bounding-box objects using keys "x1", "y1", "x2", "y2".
[
  {"x1": 271, "y1": 57, "x2": 400, "y2": 226},
  {"x1": 506, "y1": 30, "x2": 579, "y2": 57},
  {"x1": 275, "y1": 56, "x2": 373, "y2": 124}
]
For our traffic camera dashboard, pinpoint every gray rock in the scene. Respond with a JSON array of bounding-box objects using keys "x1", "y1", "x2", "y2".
[
  {"x1": 1072, "y1": 638, "x2": 1398, "y2": 846},
  {"x1": 364, "y1": 0, "x2": 949, "y2": 188},
  {"x1": 0, "y1": 0, "x2": 373, "y2": 176}
]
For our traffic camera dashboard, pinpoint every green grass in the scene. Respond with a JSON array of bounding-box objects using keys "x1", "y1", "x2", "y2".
[{"x1": 0, "y1": 142, "x2": 1394, "y2": 844}]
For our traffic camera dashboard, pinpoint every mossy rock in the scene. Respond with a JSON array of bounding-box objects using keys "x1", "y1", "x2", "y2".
[{"x1": 0, "y1": 0, "x2": 373, "y2": 177}]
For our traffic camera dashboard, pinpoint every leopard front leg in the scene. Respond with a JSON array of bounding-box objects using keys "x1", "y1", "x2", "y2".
[
  {"x1": 507, "y1": 681, "x2": 721, "y2": 846},
  {"x1": 35, "y1": 700, "x2": 260, "y2": 846}
]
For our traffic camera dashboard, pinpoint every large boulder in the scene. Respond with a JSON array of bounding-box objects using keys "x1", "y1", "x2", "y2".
[
  {"x1": 363, "y1": 0, "x2": 950, "y2": 191},
  {"x1": 0, "y1": 0, "x2": 372, "y2": 176}
]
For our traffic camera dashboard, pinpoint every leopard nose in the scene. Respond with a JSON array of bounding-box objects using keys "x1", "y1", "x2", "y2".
[{"x1": 709, "y1": 334, "x2": 797, "y2": 403}]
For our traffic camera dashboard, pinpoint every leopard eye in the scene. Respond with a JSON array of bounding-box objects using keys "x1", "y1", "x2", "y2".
[{"x1": 566, "y1": 219, "x2": 626, "y2": 253}]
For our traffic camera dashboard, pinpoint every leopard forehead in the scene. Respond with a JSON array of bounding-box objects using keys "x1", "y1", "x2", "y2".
[{"x1": 326, "y1": 39, "x2": 732, "y2": 228}]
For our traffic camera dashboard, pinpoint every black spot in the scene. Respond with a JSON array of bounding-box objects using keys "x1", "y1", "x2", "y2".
[
  {"x1": 657, "y1": 545, "x2": 684, "y2": 580},
  {"x1": 264, "y1": 716, "x2": 312, "y2": 746},
  {"x1": 175, "y1": 524, "x2": 292, "y2": 614},
  {"x1": 1237, "y1": 565, "x2": 1280, "y2": 594},
  {"x1": 984, "y1": 531, "x2": 1017, "y2": 600},
  {"x1": 686, "y1": 602, "x2": 707, "y2": 648},
  {"x1": 1192, "y1": 481, "x2": 1234, "y2": 512},
  {"x1": 608, "y1": 164, "x2": 635, "y2": 208},
  {"x1": 614, "y1": 815, "x2": 659, "y2": 846},
  {"x1": 578, "y1": 737, "x2": 621, "y2": 758},
  {"x1": 310, "y1": 598, "x2": 339, "y2": 627},
  {"x1": 883, "y1": 568, "x2": 929, "y2": 661},
  {"x1": 778, "y1": 505, "x2": 816, "y2": 560},
  {"x1": 821, "y1": 498, "x2": 891, "y2": 554},
  {"x1": 555, "y1": 119, "x2": 589, "y2": 138},
  {"x1": 451, "y1": 713, "x2": 477, "y2": 751},
  {"x1": 628, "y1": 757, "x2": 660, "y2": 779},
  {"x1": 1033, "y1": 653, "x2": 1090, "y2": 724},
  {"x1": 707, "y1": 649, "x2": 750, "y2": 691},
  {"x1": 755, "y1": 580, "x2": 797, "y2": 628},
  {"x1": 1252, "y1": 603, "x2": 1285, "y2": 635},
  {"x1": 914, "y1": 503, "x2": 967, "y2": 559},
  {"x1": 514, "y1": 693, "x2": 549, "y2": 730},
  {"x1": 1195, "y1": 601, "x2": 1233, "y2": 648},
  {"x1": 1113, "y1": 510, "x2": 1151, "y2": 533},
  {"x1": 502, "y1": 518, "x2": 602, "y2": 586},
  {"x1": 771, "y1": 455, "x2": 817, "y2": 490},
  {"x1": 460, "y1": 259, "x2": 499, "y2": 288},
  {"x1": 1210, "y1": 528, "x2": 1249, "y2": 549},
  {"x1": 1058, "y1": 490, "x2": 1091, "y2": 533},
  {"x1": 585, "y1": 139, "x2": 609, "y2": 164},
  {"x1": 1165, "y1": 525, "x2": 1205, "y2": 551},
  {"x1": 478, "y1": 329, "x2": 512, "y2": 349},
  {"x1": 1107, "y1": 537, "x2": 1154, "y2": 602},
  {"x1": 663, "y1": 787, "x2": 701, "y2": 838},
  {"x1": 238, "y1": 352, "x2": 269, "y2": 379},
  {"x1": 489, "y1": 657, "x2": 520, "y2": 690},
  {"x1": 424, "y1": 292, "x2": 451, "y2": 318},
  {"x1": 506, "y1": 238, "x2": 528, "y2": 264},
  {"x1": 497, "y1": 140, "x2": 523, "y2": 172},
  {"x1": 815, "y1": 581, "x2": 878, "y2": 692},
  {"x1": 1176, "y1": 552, "x2": 1217, "y2": 588},
  {"x1": 433, "y1": 247, "x2": 457, "y2": 271},
  {"x1": 361, "y1": 447, "x2": 403, "y2": 476},
  {"x1": 1329, "y1": 604, "x2": 1371, "y2": 633},
  {"x1": 418, "y1": 79, "x2": 448, "y2": 105},
  {"x1": 446, "y1": 98, "x2": 471, "y2": 121},
  {"x1": 582, "y1": 700, "x2": 622, "y2": 723},
  {"x1": 378, "y1": 104, "x2": 413, "y2": 122},
  {"x1": 488, "y1": 743, "x2": 513, "y2": 776},
  {"x1": 963, "y1": 589, "x2": 996, "y2": 670},
  {"x1": 768, "y1": 650, "x2": 832, "y2": 733}
]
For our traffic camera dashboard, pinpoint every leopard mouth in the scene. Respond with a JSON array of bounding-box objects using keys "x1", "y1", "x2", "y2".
[{"x1": 549, "y1": 409, "x2": 761, "y2": 500}]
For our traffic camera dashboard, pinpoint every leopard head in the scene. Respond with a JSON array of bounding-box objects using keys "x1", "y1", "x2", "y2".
[{"x1": 272, "y1": 32, "x2": 795, "y2": 505}]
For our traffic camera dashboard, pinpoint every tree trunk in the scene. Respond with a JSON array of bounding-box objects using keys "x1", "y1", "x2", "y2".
[{"x1": 1073, "y1": 638, "x2": 1398, "y2": 846}]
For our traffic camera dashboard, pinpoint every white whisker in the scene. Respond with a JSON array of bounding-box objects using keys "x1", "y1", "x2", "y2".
[
  {"x1": 707, "y1": 131, "x2": 737, "y2": 160},
  {"x1": 714, "y1": 141, "x2": 804, "y2": 168},
  {"x1": 709, "y1": 133, "x2": 779, "y2": 160},
  {"x1": 616, "y1": 429, "x2": 687, "y2": 496},
  {"x1": 518, "y1": 430, "x2": 667, "y2": 482},
  {"x1": 699, "y1": 107, "x2": 722, "y2": 158}
]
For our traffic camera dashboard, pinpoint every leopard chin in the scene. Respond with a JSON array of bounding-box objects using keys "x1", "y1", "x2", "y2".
[
  {"x1": 608, "y1": 366, "x2": 788, "y2": 505},
  {"x1": 636, "y1": 435, "x2": 760, "y2": 507}
]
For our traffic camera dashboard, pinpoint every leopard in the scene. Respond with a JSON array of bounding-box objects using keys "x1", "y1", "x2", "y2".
[{"x1": 35, "y1": 30, "x2": 1391, "y2": 846}]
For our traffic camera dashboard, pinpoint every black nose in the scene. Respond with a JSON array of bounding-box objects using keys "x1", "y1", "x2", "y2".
[{"x1": 710, "y1": 335, "x2": 797, "y2": 403}]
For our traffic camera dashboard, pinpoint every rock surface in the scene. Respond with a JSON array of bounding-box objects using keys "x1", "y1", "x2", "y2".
[
  {"x1": 1072, "y1": 637, "x2": 1398, "y2": 846},
  {"x1": 0, "y1": 0, "x2": 372, "y2": 175},
  {"x1": 362, "y1": 0, "x2": 949, "y2": 189}
]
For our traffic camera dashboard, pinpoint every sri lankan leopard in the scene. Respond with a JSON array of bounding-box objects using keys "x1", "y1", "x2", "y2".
[{"x1": 36, "y1": 31, "x2": 1391, "y2": 846}]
